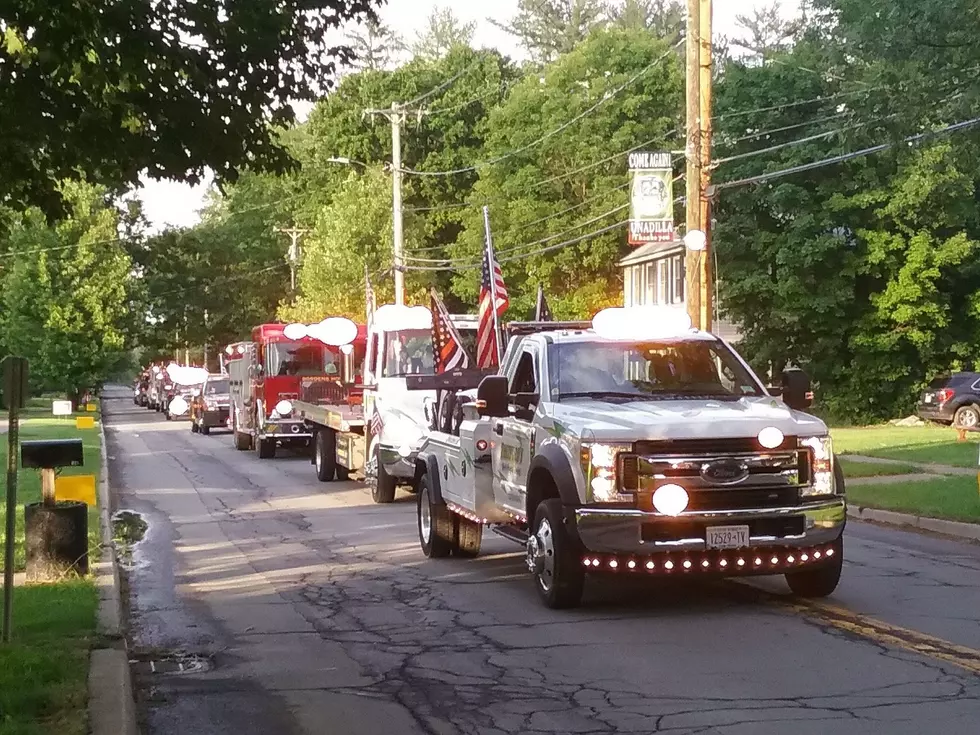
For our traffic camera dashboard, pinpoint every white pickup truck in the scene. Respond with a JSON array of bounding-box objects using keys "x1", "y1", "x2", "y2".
[{"x1": 412, "y1": 307, "x2": 846, "y2": 609}]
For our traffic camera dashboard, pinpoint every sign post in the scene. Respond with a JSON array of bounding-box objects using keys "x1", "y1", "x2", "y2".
[
  {"x1": 2, "y1": 355, "x2": 28, "y2": 642},
  {"x1": 628, "y1": 151, "x2": 675, "y2": 246}
]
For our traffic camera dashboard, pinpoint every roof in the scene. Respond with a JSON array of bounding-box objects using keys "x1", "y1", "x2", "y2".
[{"x1": 618, "y1": 239, "x2": 685, "y2": 267}]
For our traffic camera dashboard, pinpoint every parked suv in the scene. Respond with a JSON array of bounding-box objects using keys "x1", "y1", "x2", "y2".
[
  {"x1": 917, "y1": 373, "x2": 980, "y2": 428},
  {"x1": 189, "y1": 375, "x2": 231, "y2": 435}
]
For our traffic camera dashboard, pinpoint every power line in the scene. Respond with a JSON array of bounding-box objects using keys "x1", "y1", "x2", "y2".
[
  {"x1": 721, "y1": 111, "x2": 854, "y2": 145},
  {"x1": 713, "y1": 85, "x2": 887, "y2": 122},
  {"x1": 530, "y1": 137, "x2": 682, "y2": 189},
  {"x1": 716, "y1": 115, "x2": 980, "y2": 190},
  {"x1": 403, "y1": 64, "x2": 476, "y2": 108},
  {"x1": 400, "y1": 41, "x2": 684, "y2": 178}
]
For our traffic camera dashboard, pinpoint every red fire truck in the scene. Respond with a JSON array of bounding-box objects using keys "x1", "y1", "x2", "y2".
[{"x1": 228, "y1": 322, "x2": 366, "y2": 459}]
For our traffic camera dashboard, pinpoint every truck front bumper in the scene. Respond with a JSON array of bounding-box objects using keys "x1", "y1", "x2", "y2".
[
  {"x1": 574, "y1": 498, "x2": 846, "y2": 555},
  {"x1": 203, "y1": 408, "x2": 230, "y2": 427},
  {"x1": 378, "y1": 444, "x2": 421, "y2": 480},
  {"x1": 262, "y1": 420, "x2": 312, "y2": 441}
]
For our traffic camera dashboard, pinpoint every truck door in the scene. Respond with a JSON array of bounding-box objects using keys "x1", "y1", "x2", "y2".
[{"x1": 491, "y1": 346, "x2": 540, "y2": 518}]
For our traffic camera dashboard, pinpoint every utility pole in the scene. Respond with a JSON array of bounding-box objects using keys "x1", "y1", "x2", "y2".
[
  {"x1": 275, "y1": 226, "x2": 310, "y2": 295},
  {"x1": 365, "y1": 103, "x2": 407, "y2": 305},
  {"x1": 684, "y1": 0, "x2": 714, "y2": 332},
  {"x1": 684, "y1": 0, "x2": 703, "y2": 330},
  {"x1": 699, "y1": 0, "x2": 714, "y2": 333}
]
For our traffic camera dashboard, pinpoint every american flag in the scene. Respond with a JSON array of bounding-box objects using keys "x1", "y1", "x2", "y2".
[
  {"x1": 477, "y1": 244, "x2": 509, "y2": 368},
  {"x1": 370, "y1": 409, "x2": 384, "y2": 438},
  {"x1": 430, "y1": 289, "x2": 471, "y2": 373}
]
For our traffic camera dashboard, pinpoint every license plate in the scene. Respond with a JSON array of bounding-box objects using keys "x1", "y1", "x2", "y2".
[
  {"x1": 924, "y1": 395, "x2": 933, "y2": 403},
  {"x1": 706, "y1": 525, "x2": 750, "y2": 549}
]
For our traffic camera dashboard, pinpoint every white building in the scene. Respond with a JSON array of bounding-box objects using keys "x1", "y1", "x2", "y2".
[{"x1": 618, "y1": 240, "x2": 741, "y2": 343}]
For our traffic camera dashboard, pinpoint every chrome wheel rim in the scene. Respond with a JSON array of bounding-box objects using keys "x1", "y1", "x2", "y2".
[
  {"x1": 962, "y1": 410, "x2": 979, "y2": 428},
  {"x1": 531, "y1": 518, "x2": 555, "y2": 592},
  {"x1": 419, "y1": 488, "x2": 432, "y2": 543}
]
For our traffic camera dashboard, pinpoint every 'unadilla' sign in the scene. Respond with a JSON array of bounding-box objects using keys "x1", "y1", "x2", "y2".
[{"x1": 628, "y1": 151, "x2": 674, "y2": 245}]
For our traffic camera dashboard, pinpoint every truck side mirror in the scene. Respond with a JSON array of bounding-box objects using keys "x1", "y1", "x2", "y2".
[
  {"x1": 477, "y1": 376, "x2": 509, "y2": 418},
  {"x1": 781, "y1": 367, "x2": 813, "y2": 411}
]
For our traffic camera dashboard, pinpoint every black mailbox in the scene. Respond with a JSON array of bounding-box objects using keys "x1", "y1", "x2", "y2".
[{"x1": 21, "y1": 439, "x2": 84, "y2": 469}]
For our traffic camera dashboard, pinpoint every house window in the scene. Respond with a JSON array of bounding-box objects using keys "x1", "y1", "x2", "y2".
[
  {"x1": 658, "y1": 260, "x2": 668, "y2": 305},
  {"x1": 645, "y1": 262, "x2": 657, "y2": 304},
  {"x1": 671, "y1": 255, "x2": 685, "y2": 304},
  {"x1": 632, "y1": 266, "x2": 643, "y2": 306}
]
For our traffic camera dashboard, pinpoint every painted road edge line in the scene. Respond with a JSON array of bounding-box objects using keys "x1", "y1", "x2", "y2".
[
  {"x1": 848, "y1": 505, "x2": 980, "y2": 542},
  {"x1": 89, "y1": 397, "x2": 138, "y2": 735}
]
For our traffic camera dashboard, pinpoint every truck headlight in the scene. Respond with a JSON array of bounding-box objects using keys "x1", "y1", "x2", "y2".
[
  {"x1": 801, "y1": 436, "x2": 835, "y2": 496},
  {"x1": 275, "y1": 400, "x2": 293, "y2": 416},
  {"x1": 580, "y1": 443, "x2": 633, "y2": 502}
]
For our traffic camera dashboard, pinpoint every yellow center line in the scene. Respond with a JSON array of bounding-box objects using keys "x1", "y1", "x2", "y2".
[{"x1": 783, "y1": 599, "x2": 980, "y2": 676}]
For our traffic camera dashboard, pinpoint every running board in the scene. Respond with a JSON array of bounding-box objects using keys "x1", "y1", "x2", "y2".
[{"x1": 492, "y1": 525, "x2": 529, "y2": 545}]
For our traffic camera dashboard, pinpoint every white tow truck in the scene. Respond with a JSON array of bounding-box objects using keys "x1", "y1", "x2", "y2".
[
  {"x1": 293, "y1": 304, "x2": 479, "y2": 504},
  {"x1": 411, "y1": 307, "x2": 846, "y2": 609}
]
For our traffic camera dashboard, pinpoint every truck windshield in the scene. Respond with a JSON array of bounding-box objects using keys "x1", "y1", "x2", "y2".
[
  {"x1": 267, "y1": 342, "x2": 324, "y2": 376},
  {"x1": 549, "y1": 340, "x2": 763, "y2": 400},
  {"x1": 383, "y1": 329, "x2": 434, "y2": 377},
  {"x1": 206, "y1": 379, "x2": 229, "y2": 394}
]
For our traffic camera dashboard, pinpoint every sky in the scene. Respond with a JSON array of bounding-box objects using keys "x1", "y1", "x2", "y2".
[{"x1": 136, "y1": 0, "x2": 799, "y2": 232}]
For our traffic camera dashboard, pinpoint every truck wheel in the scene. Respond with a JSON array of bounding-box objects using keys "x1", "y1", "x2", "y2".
[
  {"x1": 953, "y1": 405, "x2": 980, "y2": 429},
  {"x1": 165, "y1": 411, "x2": 172, "y2": 421},
  {"x1": 786, "y1": 538, "x2": 843, "y2": 598},
  {"x1": 191, "y1": 421, "x2": 199, "y2": 434},
  {"x1": 418, "y1": 475, "x2": 453, "y2": 558},
  {"x1": 200, "y1": 423, "x2": 210, "y2": 436},
  {"x1": 234, "y1": 430, "x2": 251, "y2": 451},
  {"x1": 336, "y1": 466, "x2": 350, "y2": 481},
  {"x1": 372, "y1": 449, "x2": 397, "y2": 504},
  {"x1": 315, "y1": 430, "x2": 336, "y2": 482},
  {"x1": 256, "y1": 437, "x2": 276, "y2": 459},
  {"x1": 453, "y1": 516, "x2": 483, "y2": 558},
  {"x1": 529, "y1": 499, "x2": 585, "y2": 609}
]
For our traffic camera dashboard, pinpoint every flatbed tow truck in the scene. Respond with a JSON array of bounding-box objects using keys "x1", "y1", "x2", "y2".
[
  {"x1": 292, "y1": 303, "x2": 479, "y2": 503},
  {"x1": 410, "y1": 307, "x2": 847, "y2": 609}
]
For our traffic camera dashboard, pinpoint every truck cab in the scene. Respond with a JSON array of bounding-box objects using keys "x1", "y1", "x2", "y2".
[
  {"x1": 414, "y1": 307, "x2": 846, "y2": 609},
  {"x1": 362, "y1": 304, "x2": 478, "y2": 503}
]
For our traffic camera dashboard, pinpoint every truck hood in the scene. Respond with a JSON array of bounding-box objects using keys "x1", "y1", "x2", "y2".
[{"x1": 548, "y1": 396, "x2": 827, "y2": 442}]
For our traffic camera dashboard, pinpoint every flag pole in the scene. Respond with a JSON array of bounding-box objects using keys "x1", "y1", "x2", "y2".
[
  {"x1": 482, "y1": 206, "x2": 504, "y2": 364},
  {"x1": 535, "y1": 284, "x2": 544, "y2": 321}
]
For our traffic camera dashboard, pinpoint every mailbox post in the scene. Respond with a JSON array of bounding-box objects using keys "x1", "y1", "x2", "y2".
[{"x1": 21, "y1": 438, "x2": 87, "y2": 581}]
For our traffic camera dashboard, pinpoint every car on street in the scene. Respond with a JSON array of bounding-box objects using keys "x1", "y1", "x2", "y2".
[
  {"x1": 164, "y1": 381, "x2": 203, "y2": 420},
  {"x1": 189, "y1": 374, "x2": 231, "y2": 435},
  {"x1": 916, "y1": 372, "x2": 980, "y2": 428}
]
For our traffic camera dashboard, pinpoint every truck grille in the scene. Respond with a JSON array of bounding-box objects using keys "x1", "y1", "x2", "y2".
[{"x1": 621, "y1": 439, "x2": 812, "y2": 512}]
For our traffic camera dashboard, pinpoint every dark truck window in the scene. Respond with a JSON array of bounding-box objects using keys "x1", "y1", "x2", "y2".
[
  {"x1": 549, "y1": 340, "x2": 763, "y2": 401},
  {"x1": 267, "y1": 342, "x2": 325, "y2": 376},
  {"x1": 206, "y1": 379, "x2": 229, "y2": 394}
]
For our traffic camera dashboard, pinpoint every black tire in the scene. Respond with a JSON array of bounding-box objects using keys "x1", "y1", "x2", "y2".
[
  {"x1": 953, "y1": 405, "x2": 980, "y2": 430},
  {"x1": 165, "y1": 411, "x2": 172, "y2": 421},
  {"x1": 418, "y1": 475, "x2": 453, "y2": 558},
  {"x1": 453, "y1": 516, "x2": 483, "y2": 558},
  {"x1": 191, "y1": 421, "x2": 199, "y2": 434},
  {"x1": 336, "y1": 466, "x2": 350, "y2": 481},
  {"x1": 234, "y1": 428, "x2": 252, "y2": 451},
  {"x1": 200, "y1": 423, "x2": 210, "y2": 436},
  {"x1": 315, "y1": 430, "x2": 336, "y2": 482},
  {"x1": 786, "y1": 537, "x2": 843, "y2": 598},
  {"x1": 256, "y1": 437, "x2": 276, "y2": 459},
  {"x1": 529, "y1": 499, "x2": 585, "y2": 609},
  {"x1": 372, "y1": 449, "x2": 397, "y2": 504}
]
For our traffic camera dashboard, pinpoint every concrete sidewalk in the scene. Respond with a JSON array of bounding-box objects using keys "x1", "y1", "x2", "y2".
[{"x1": 844, "y1": 453, "x2": 976, "y2": 477}]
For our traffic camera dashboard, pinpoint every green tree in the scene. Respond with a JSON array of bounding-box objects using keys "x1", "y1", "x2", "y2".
[
  {"x1": 1, "y1": 183, "x2": 134, "y2": 401},
  {"x1": 345, "y1": 20, "x2": 403, "y2": 72},
  {"x1": 609, "y1": 0, "x2": 684, "y2": 43},
  {"x1": 448, "y1": 29, "x2": 683, "y2": 317},
  {"x1": 492, "y1": 0, "x2": 608, "y2": 63},
  {"x1": 412, "y1": 6, "x2": 477, "y2": 61},
  {"x1": 0, "y1": 0, "x2": 380, "y2": 216}
]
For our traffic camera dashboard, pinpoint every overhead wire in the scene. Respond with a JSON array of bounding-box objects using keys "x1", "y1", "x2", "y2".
[
  {"x1": 716, "y1": 115, "x2": 980, "y2": 190},
  {"x1": 400, "y1": 41, "x2": 684, "y2": 177}
]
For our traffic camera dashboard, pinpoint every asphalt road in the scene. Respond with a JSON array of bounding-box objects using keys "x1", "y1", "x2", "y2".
[{"x1": 103, "y1": 386, "x2": 980, "y2": 735}]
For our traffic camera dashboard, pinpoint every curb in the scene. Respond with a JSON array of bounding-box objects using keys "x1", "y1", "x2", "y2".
[
  {"x1": 89, "y1": 407, "x2": 138, "y2": 735},
  {"x1": 847, "y1": 505, "x2": 980, "y2": 543}
]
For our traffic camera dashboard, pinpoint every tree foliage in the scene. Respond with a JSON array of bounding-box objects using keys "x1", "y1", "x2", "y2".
[
  {"x1": 0, "y1": 183, "x2": 134, "y2": 399},
  {"x1": 0, "y1": 0, "x2": 381, "y2": 216},
  {"x1": 412, "y1": 6, "x2": 477, "y2": 61},
  {"x1": 492, "y1": 0, "x2": 609, "y2": 63}
]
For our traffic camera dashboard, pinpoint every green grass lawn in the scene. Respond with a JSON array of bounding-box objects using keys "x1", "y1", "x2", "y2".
[
  {"x1": 832, "y1": 424, "x2": 980, "y2": 468},
  {"x1": 0, "y1": 580, "x2": 98, "y2": 735},
  {"x1": 0, "y1": 398, "x2": 102, "y2": 735},
  {"x1": 848, "y1": 475, "x2": 980, "y2": 523},
  {"x1": 838, "y1": 456, "x2": 922, "y2": 478},
  {"x1": 1, "y1": 403, "x2": 102, "y2": 571}
]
